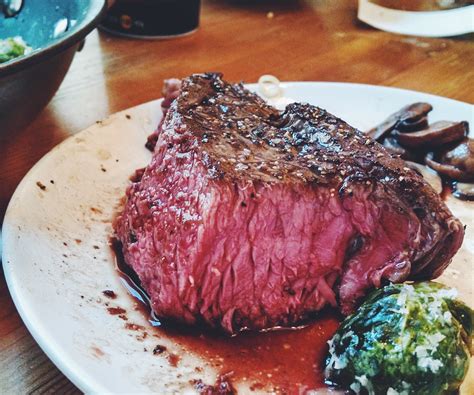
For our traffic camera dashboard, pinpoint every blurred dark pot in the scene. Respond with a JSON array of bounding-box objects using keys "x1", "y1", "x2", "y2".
[{"x1": 100, "y1": 0, "x2": 201, "y2": 39}]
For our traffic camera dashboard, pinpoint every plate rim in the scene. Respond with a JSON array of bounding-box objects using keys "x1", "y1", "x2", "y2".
[{"x1": 2, "y1": 81, "x2": 473, "y2": 393}]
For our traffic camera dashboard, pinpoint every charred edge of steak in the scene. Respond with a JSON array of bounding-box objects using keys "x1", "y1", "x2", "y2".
[{"x1": 172, "y1": 73, "x2": 464, "y2": 280}]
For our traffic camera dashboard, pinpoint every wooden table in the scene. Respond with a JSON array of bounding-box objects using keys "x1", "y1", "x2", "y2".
[{"x1": 0, "y1": 0, "x2": 473, "y2": 393}]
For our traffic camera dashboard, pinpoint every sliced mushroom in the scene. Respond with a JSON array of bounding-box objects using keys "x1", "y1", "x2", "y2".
[
  {"x1": 366, "y1": 102, "x2": 432, "y2": 142},
  {"x1": 397, "y1": 115, "x2": 429, "y2": 133},
  {"x1": 383, "y1": 137, "x2": 426, "y2": 163},
  {"x1": 453, "y1": 182, "x2": 474, "y2": 201},
  {"x1": 440, "y1": 138, "x2": 474, "y2": 174},
  {"x1": 425, "y1": 139, "x2": 474, "y2": 182},
  {"x1": 383, "y1": 136, "x2": 405, "y2": 156},
  {"x1": 426, "y1": 155, "x2": 466, "y2": 181},
  {"x1": 396, "y1": 120, "x2": 468, "y2": 149}
]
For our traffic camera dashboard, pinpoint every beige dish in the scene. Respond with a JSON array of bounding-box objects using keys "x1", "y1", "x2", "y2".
[{"x1": 2, "y1": 82, "x2": 473, "y2": 394}]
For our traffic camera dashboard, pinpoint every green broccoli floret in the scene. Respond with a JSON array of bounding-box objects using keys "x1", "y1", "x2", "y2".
[
  {"x1": 325, "y1": 282, "x2": 473, "y2": 395},
  {"x1": 0, "y1": 37, "x2": 32, "y2": 64}
]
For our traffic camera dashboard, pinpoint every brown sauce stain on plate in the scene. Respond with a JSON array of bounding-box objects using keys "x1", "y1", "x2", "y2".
[
  {"x1": 103, "y1": 289, "x2": 117, "y2": 299},
  {"x1": 111, "y1": 238, "x2": 340, "y2": 392},
  {"x1": 107, "y1": 306, "x2": 126, "y2": 315},
  {"x1": 36, "y1": 181, "x2": 47, "y2": 191},
  {"x1": 167, "y1": 353, "x2": 181, "y2": 367},
  {"x1": 125, "y1": 322, "x2": 146, "y2": 331},
  {"x1": 153, "y1": 344, "x2": 167, "y2": 354},
  {"x1": 91, "y1": 346, "x2": 105, "y2": 359}
]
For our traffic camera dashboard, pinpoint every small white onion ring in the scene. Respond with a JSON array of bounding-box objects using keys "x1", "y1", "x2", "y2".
[{"x1": 258, "y1": 74, "x2": 282, "y2": 99}]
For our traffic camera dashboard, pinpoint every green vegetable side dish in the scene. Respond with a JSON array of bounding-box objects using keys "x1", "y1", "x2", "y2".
[
  {"x1": 325, "y1": 282, "x2": 473, "y2": 395},
  {"x1": 0, "y1": 37, "x2": 32, "y2": 64}
]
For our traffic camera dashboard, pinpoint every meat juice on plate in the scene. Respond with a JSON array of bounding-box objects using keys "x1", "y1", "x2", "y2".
[
  {"x1": 111, "y1": 238, "x2": 341, "y2": 393},
  {"x1": 108, "y1": 73, "x2": 470, "y2": 393}
]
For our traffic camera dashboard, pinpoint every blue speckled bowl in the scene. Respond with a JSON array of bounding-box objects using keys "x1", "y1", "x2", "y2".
[{"x1": 0, "y1": 0, "x2": 107, "y2": 134}]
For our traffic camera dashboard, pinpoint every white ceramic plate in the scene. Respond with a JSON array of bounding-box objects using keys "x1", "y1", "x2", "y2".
[
  {"x1": 357, "y1": 0, "x2": 474, "y2": 37},
  {"x1": 2, "y1": 82, "x2": 474, "y2": 394}
]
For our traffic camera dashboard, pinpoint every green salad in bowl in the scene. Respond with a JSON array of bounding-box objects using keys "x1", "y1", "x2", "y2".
[{"x1": 0, "y1": 36, "x2": 32, "y2": 63}]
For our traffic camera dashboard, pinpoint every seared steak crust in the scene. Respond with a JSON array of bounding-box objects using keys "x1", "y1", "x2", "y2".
[{"x1": 115, "y1": 73, "x2": 464, "y2": 333}]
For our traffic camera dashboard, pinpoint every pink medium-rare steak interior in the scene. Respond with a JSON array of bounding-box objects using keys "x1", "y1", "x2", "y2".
[{"x1": 114, "y1": 73, "x2": 464, "y2": 334}]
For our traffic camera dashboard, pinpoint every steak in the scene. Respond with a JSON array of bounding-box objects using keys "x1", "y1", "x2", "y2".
[{"x1": 114, "y1": 73, "x2": 464, "y2": 334}]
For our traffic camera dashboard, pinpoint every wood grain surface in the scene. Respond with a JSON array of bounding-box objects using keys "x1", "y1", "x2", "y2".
[{"x1": 1, "y1": 0, "x2": 473, "y2": 393}]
